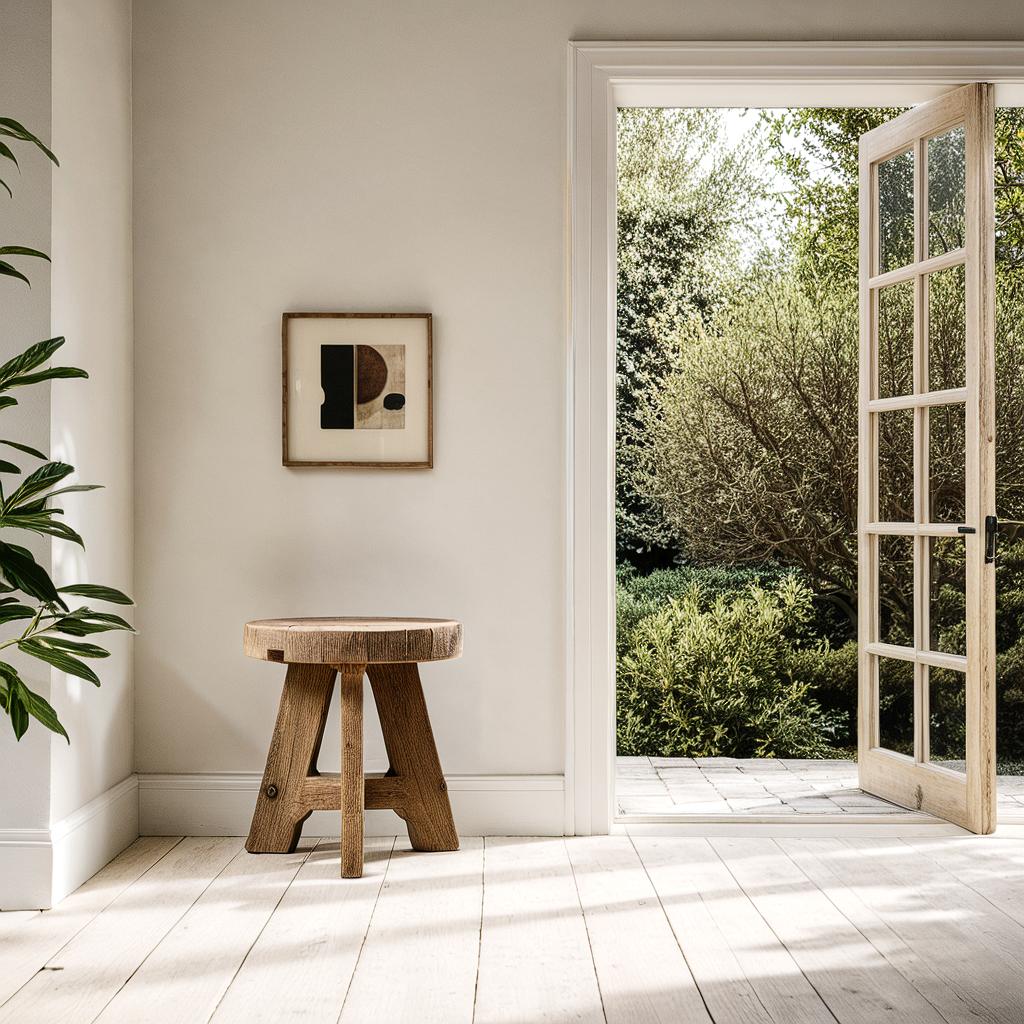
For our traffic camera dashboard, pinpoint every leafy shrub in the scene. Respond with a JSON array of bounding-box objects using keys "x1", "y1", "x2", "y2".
[
  {"x1": 616, "y1": 563, "x2": 800, "y2": 657},
  {"x1": 616, "y1": 546, "x2": 1024, "y2": 764},
  {"x1": 786, "y1": 639, "x2": 858, "y2": 749},
  {"x1": 617, "y1": 574, "x2": 844, "y2": 757}
]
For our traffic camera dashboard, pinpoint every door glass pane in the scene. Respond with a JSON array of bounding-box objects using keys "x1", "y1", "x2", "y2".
[
  {"x1": 928, "y1": 126, "x2": 966, "y2": 258},
  {"x1": 928, "y1": 263, "x2": 966, "y2": 392},
  {"x1": 928, "y1": 666, "x2": 967, "y2": 773},
  {"x1": 929, "y1": 536, "x2": 966, "y2": 657},
  {"x1": 878, "y1": 656, "x2": 915, "y2": 756},
  {"x1": 878, "y1": 148, "x2": 915, "y2": 273},
  {"x1": 879, "y1": 534, "x2": 915, "y2": 646},
  {"x1": 877, "y1": 281, "x2": 914, "y2": 399},
  {"x1": 929, "y1": 404, "x2": 965, "y2": 523},
  {"x1": 878, "y1": 409, "x2": 914, "y2": 521}
]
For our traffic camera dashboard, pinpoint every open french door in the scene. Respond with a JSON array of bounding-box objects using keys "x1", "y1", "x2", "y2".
[{"x1": 858, "y1": 84, "x2": 996, "y2": 833}]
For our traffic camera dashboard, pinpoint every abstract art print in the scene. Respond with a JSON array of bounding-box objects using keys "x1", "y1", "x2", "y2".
[{"x1": 283, "y1": 313, "x2": 432, "y2": 467}]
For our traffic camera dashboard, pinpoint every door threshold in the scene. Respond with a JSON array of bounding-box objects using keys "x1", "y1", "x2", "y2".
[{"x1": 612, "y1": 812, "x2": 965, "y2": 837}]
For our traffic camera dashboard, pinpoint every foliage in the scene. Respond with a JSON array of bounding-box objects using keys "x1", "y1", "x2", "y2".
[
  {"x1": 615, "y1": 109, "x2": 767, "y2": 567},
  {"x1": 617, "y1": 573, "x2": 846, "y2": 758},
  {"x1": 0, "y1": 116, "x2": 134, "y2": 743},
  {"x1": 635, "y1": 109, "x2": 1024, "y2": 632},
  {"x1": 617, "y1": 106, "x2": 1024, "y2": 762},
  {"x1": 616, "y1": 561, "x2": 851, "y2": 651},
  {"x1": 636, "y1": 269, "x2": 861, "y2": 614}
]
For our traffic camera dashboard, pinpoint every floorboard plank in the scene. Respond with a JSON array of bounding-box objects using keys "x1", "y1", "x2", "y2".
[
  {"x1": 904, "y1": 834, "x2": 1024, "y2": 928},
  {"x1": 566, "y1": 836, "x2": 713, "y2": 1024},
  {"x1": 634, "y1": 836, "x2": 832, "y2": 1024},
  {"x1": 710, "y1": 837, "x2": 948, "y2": 1024},
  {"x1": 0, "y1": 837, "x2": 240, "y2": 1024},
  {"x1": 0, "y1": 910, "x2": 41, "y2": 934},
  {"x1": 0, "y1": 837, "x2": 181, "y2": 1008},
  {"x1": 93, "y1": 842, "x2": 314, "y2": 1024},
  {"x1": 834, "y1": 837, "x2": 1024, "y2": 1022},
  {"x1": 473, "y1": 837, "x2": 605, "y2": 1024},
  {"x1": 339, "y1": 838, "x2": 482, "y2": 1023},
  {"x1": 210, "y1": 837, "x2": 394, "y2": 1024},
  {"x1": 780, "y1": 837, "x2": 1000, "y2": 1024}
]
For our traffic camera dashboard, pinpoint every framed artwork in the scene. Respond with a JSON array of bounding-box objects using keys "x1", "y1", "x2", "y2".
[{"x1": 282, "y1": 312, "x2": 432, "y2": 468}]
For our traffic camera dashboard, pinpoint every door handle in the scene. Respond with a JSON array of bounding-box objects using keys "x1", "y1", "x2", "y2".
[
  {"x1": 986, "y1": 515, "x2": 998, "y2": 563},
  {"x1": 985, "y1": 516, "x2": 1024, "y2": 564}
]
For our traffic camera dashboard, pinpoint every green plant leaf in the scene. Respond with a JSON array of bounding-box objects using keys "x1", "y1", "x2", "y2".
[
  {"x1": 0, "y1": 141, "x2": 17, "y2": 166},
  {"x1": 87, "y1": 610, "x2": 134, "y2": 630},
  {"x1": 5, "y1": 367, "x2": 88, "y2": 388},
  {"x1": 15, "y1": 679, "x2": 68, "y2": 742},
  {"x1": 0, "y1": 461, "x2": 19, "y2": 474},
  {"x1": 8, "y1": 502, "x2": 62, "y2": 518},
  {"x1": 0, "y1": 603, "x2": 35, "y2": 625},
  {"x1": 4, "y1": 461, "x2": 73, "y2": 509},
  {"x1": 0, "y1": 337, "x2": 65, "y2": 388},
  {"x1": 0, "y1": 178, "x2": 11, "y2": 199},
  {"x1": 0, "y1": 661, "x2": 69, "y2": 741},
  {"x1": 0, "y1": 117, "x2": 58, "y2": 164},
  {"x1": 58, "y1": 584, "x2": 132, "y2": 606},
  {"x1": 0, "y1": 398, "x2": 18, "y2": 411},
  {"x1": 18, "y1": 639, "x2": 99, "y2": 684},
  {"x1": 53, "y1": 609, "x2": 134, "y2": 635},
  {"x1": 0, "y1": 542, "x2": 63, "y2": 605},
  {"x1": 0, "y1": 261, "x2": 30, "y2": 286},
  {"x1": 35, "y1": 636, "x2": 109, "y2": 659},
  {"x1": 37, "y1": 483, "x2": 102, "y2": 501},
  {"x1": 0, "y1": 439, "x2": 47, "y2": 460},
  {"x1": 8, "y1": 687, "x2": 28, "y2": 739},
  {"x1": 0, "y1": 246, "x2": 49, "y2": 261},
  {"x1": 1, "y1": 514, "x2": 84, "y2": 547}
]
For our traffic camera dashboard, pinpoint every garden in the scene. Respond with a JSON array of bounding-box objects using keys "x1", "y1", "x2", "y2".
[{"x1": 615, "y1": 106, "x2": 1024, "y2": 769}]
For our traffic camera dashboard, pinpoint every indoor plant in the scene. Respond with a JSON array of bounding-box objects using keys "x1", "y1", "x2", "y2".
[{"x1": 0, "y1": 116, "x2": 133, "y2": 742}]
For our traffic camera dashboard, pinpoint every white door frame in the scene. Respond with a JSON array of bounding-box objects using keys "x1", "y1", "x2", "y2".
[{"x1": 566, "y1": 41, "x2": 1024, "y2": 837}]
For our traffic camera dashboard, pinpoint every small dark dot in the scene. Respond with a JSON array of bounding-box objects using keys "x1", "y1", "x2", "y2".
[{"x1": 383, "y1": 393, "x2": 406, "y2": 411}]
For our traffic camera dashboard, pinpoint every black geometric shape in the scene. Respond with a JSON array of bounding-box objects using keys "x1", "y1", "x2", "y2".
[
  {"x1": 383, "y1": 393, "x2": 406, "y2": 411},
  {"x1": 321, "y1": 344, "x2": 354, "y2": 429}
]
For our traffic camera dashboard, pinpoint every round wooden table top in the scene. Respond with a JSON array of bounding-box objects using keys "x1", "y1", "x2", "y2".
[{"x1": 243, "y1": 617, "x2": 463, "y2": 666}]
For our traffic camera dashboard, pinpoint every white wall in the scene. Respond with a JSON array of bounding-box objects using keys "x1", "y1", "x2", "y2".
[
  {"x1": 48, "y1": 0, "x2": 135, "y2": 898},
  {"x1": 0, "y1": 0, "x2": 133, "y2": 908},
  {"x1": 50, "y1": 0, "x2": 133, "y2": 822},
  {"x1": 130, "y1": 0, "x2": 1024, "y2": 827},
  {"x1": 0, "y1": 0, "x2": 54, "y2": 908}
]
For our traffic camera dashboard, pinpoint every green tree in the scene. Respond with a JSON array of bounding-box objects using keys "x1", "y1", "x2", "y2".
[
  {"x1": 638, "y1": 108, "x2": 1024, "y2": 632},
  {"x1": 616, "y1": 108, "x2": 766, "y2": 567}
]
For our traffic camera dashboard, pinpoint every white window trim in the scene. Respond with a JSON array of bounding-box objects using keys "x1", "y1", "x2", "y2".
[{"x1": 565, "y1": 41, "x2": 1024, "y2": 836}]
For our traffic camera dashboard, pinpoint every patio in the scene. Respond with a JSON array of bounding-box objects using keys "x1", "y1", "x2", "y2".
[{"x1": 617, "y1": 757, "x2": 1024, "y2": 818}]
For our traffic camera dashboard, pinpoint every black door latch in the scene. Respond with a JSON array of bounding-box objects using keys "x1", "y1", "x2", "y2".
[{"x1": 986, "y1": 515, "x2": 999, "y2": 564}]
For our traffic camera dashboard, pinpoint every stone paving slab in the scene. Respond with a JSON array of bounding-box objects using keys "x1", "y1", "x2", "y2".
[{"x1": 616, "y1": 755, "x2": 1024, "y2": 817}]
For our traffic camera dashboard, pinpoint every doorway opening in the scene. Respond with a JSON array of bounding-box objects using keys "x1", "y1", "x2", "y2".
[{"x1": 613, "y1": 102, "x2": 1024, "y2": 823}]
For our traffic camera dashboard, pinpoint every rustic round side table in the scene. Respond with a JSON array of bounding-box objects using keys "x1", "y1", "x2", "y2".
[{"x1": 243, "y1": 617, "x2": 462, "y2": 877}]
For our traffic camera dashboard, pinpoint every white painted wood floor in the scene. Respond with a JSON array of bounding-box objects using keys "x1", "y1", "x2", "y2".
[{"x1": 3, "y1": 830, "x2": 1024, "y2": 1023}]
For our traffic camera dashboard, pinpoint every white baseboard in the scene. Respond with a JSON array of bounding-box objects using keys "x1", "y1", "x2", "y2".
[
  {"x1": 51, "y1": 775, "x2": 139, "y2": 905},
  {"x1": 0, "y1": 775, "x2": 139, "y2": 910},
  {"x1": 0, "y1": 828, "x2": 52, "y2": 910},
  {"x1": 138, "y1": 772, "x2": 566, "y2": 838}
]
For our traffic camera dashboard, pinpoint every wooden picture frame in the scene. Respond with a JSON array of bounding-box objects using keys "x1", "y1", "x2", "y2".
[{"x1": 282, "y1": 312, "x2": 433, "y2": 468}]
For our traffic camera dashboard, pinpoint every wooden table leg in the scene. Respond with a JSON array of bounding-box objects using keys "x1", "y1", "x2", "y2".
[
  {"x1": 246, "y1": 663, "x2": 336, "y2": 853},
  {"x1": 368, "y1": 662, "x2": 459, "y2": 852},
  {"x1": 339, "y1": 663, "x2": 366, "y2": 878}
]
